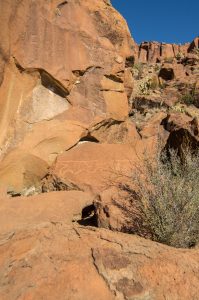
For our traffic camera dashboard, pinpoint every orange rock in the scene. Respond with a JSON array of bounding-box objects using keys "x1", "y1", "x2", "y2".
[
  {"x1": 138, "y1": 38, "x2": 198, "y2": 63},
  {"x1": 0, "y1": 0, "x2": 136, "y2": 89},
  {"x1": 188, "y1": 36, "x2": 199, "y2": 52},
  {"x1": 50, "y1": 137, "x2": 159, "y2": 194},
  {"x1": 50, "y1": 143, "x2": 137, "y2": 193},
  {"x1": 161, "y1": 43, "x2": 175, "y2": 59},
  {"x1": 0, "y1": 190, "x2": 94, "y2": 233},
  {"x1": 139, "y1": 41, "x2": 175, "y2": 63},
  {"x1": 89, "y1": 119, "x2": 140, "y2": 144},
  {"x1": 159, "y1": 63, "x2": 186, "y2": 81},
  {"x1": 0, "y1": 0, "x2": 137, "y2": 192},
  {"x1": 0, "y1": 150, "x2": 49, "y2": 193},
  {"x1": 2, "y1": 0, "x2": 197, "y2": 181},
  {"x1": 124, "y1": 68, "x2": 134, "y2": 99},
  {"x1": 0, "y1": 221, "x2": 199, "y2": 299}
]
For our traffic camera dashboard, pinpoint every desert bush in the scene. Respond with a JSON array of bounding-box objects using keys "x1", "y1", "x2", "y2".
[
  {"x1": 159, "y1": 81, "x2": 167, "y2": 90},
  {"x1": 192, "y1": 48, "x2": 199, "y2": 56},
  {"x1": 154, "y1": 64, "x2": 161, "y2": 73},
  {"x1": 138, "y1": 77, "x2": 159, "y2": 95},
  {"x1": 181, "y1": 84, "x2": 198, "y2": 106},
  {"x1": 138, "y1": 80, "x2": 151, "y2": 95},
  {"x1": 118, "y1": 147, "x2": 199, "y2": 248},
  {"x1": 181, "y1": 92, "x2": 195, "y2": 105},
  {"x1": 149, "y1": 77, "x2": 159, "y2": 90},
  {"x1": 133, "y1": 62, "x2": 144, "y2": 79},
  {"x1": 175, "y1": 52, "x2": 184, "y2": 61},
  {"x1": 164, "y1": 57, "x2": 174, "y2": 63}
]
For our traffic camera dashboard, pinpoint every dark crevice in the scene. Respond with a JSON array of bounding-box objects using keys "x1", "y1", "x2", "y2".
[
  {"x1": 125, "y1": 56, "x2": 135, "y2": 68},
  {"x1": 100, "y1": 89, "x2": 124, "y2": 93},
  {"x1": 72, "y1": 66, "x2": 102, "y2": 78},
  {"x1": 164, "y1": 129, "x2": 199, "y2": 155},
  {"x1": 77, "y1": 204, "x2": 98, "y2": 227},
  {"x1": 7, "y1": 191, "x2": 22, "y2": 198},
  {"x1": 13, "y1": 57, "x2": 24, "y2": 72},
  {"x1": 160, "y1": 43, "x2": 163, "y2": 57},
  {"x1": 40, "y1": 71, "x2": 69, "y2": 98},
  {"x1": 105, "y1": 120, "x2": 123, "y2": 129},
  {"x1": 57, "y1": 1, "x2": 68, "y2": 9},
  {"x1": 72, "y1": 70, "x2": 86, "y2": 77},
  {"x1": 146, "y1": 45, "x2": 150, "y2": 61},
  {"x1": 104, "y1": 74, "x2": 123, "y2": 83},
  {"x1": 132, "y1": 97, "x2": 167, "y2": 112},
  {"x1": 159, "y1": 68, "x2": 175, "y2": 81},
  {"x1": 79, "y1": 135, "x2": 99, "y2": 143},
  {"x1": 161, "y1": 116, "x2": 199, "y2": 157},
  {"x1": 66, "y1": 134, "x2": 99, "y2": 152},
  {"x1": 92, "y1": 119, "x2": 123, "y2": 132},
  {"x1": 13, "y1": 57, "x2": 70, "y2": 99}
]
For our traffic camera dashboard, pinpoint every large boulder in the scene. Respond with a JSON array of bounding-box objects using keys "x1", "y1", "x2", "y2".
[
  {"x1": 0, "y1": 150, "x2": 49, "y2": 194},
  {"x1": 47, "y1": 140, "x2": 159, "y2": 194}
]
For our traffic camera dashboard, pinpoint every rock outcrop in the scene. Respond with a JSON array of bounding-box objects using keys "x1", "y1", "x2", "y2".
[
  {"x1": 1, "y1": 212, "x2": 199, "y2": 300},
  {"x1": 0, "y1": 0, "x2": 198, "y2": 196},
  {"x1": 137, "y1": 37, "x2": 199, "y2": 63},
  {"x1": 0, "y1": 1, "x2": 199, "y2": 299},
  {"x1": 0, "y1": 0, "x2": 136, "y2": 193}
]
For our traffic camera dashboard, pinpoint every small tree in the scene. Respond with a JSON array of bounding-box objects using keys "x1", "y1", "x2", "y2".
[{"x1": 118, "y1": 147, "x2": 199, "y2": 248}]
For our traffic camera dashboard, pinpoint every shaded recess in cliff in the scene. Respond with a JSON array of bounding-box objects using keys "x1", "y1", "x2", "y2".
[{"x1": 14, "y1": 58, "x2": 70, "y2": 98}]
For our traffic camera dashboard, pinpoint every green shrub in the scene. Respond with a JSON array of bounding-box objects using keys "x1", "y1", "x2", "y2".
[
  {"x1": 181, "y1": 89, "x2": 197, "y2": 106},
  {"x1": 154, "y1": 64, "x2": 161, "y2": 73},
  {"x1": 138, "y1": 80, "x2": 151, "y2": 95},
  {"x1": 159, "y1": 81, "x2": 167, "y2": 90},
  {"x1": 149, "y1": 77, "x2": 159, "y2": 90},
  {"x1": 118, "y1": 147, "x2": 199, "y2": 248},
  {"x1": 175, "y1": 52, "x2": 184, "y2": 61},
  {"x1": 164, "y1": 57, "x2": 174, "y2": 63},
  {"x1": 133, "y1": 62, "x2": 144, "y2": 79},
  {"x1": 192, "y1": 48, "x2": 199, "y2": 56},
  {"x1": 138, "y1": 77, "x2": 159, "y2": 94}
]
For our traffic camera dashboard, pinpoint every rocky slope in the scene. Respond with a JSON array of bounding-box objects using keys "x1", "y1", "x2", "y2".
[{"x1": 0, "y1": 0, "x2": 199, "y2": 299}]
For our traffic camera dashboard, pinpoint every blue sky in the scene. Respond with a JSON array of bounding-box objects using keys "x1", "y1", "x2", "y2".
[{"x1": 111, "y1": 0, "x2": 199, "y2": 44}]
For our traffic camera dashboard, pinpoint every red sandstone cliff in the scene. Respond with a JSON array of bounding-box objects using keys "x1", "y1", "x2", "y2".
[{"x1": 137, "y1": 37, "x2": 199, "y2": 63}]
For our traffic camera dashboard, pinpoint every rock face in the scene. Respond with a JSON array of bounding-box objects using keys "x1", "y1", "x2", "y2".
[
  {"x1": 0, "y1": 1, "x2": 199, "y2": 298},
  {"x1": 0, "y1": 191, "x2": 94, "y2": 233},
  {"x1": 0, "y1": 185, "x2": 199, "y2": 300},
  {"x1": 0, "y1": 0, "x2": 198, "y2": 195},
  {"x1": 1, "y1": 218, "x2": 199, "y2": 300},
  {"x1": 0, "y1": 0, "x2": 136, "y2": 192},
  {"x1": 137, "y1": 40, "x2": 192, "y2": 63}
]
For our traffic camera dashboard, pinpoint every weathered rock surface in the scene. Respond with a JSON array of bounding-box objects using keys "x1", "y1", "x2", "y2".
[
  {"x1": 0, "y1": 0, "x2": 136, "y2": 193},
  {"x1": 0, "y1": 178, "x2": 199, "y2": 300},
  {"x1": 1, "y1": 221, "x2": 199, "y2": 300},
  {"x1": 48, "y1": 139, "x2": 160, "y2": 194},
  {"x1": 0, "y1": 191, "x2": 94, "y2": 233},
  {"x1": 137, "y1": 39, "x2": 198, "y2": 63}
]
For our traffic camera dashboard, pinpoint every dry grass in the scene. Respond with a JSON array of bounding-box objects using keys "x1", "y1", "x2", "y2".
[{"x1": 118, "y1": 147, "x2": 199, "y2": 248}]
